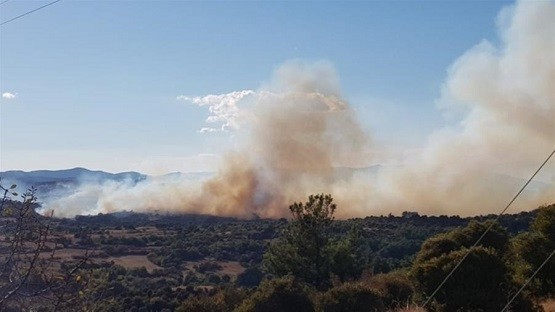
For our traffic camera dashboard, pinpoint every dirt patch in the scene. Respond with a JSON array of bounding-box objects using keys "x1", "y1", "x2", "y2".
[
  {"x1": 104, "y1": 255, "x2": 161, "y2": 272},
  {"x1": 217, "y1": 261, "x2": 245, "y2": 276},
  {"x1": 107, "y1": 227, "x2": 172, "y2": 238},
  {"x1": 184, "y1": 261, "x2": 245, "y2": 277},
  {"x1": 41, "y1": 248, "x2": 89, "y2": 260},
  {"x1": 542, "y1": 299, "x2": 555, "y2": 312}
]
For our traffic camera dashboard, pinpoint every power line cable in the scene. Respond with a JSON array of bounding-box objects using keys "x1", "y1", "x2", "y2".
[
  {"x1": 501, "y1": 249, "x2": 555, "y2": 312},
  {"x1": 423, "y1": 147, "x2": 555, "y2": 308},
  {"x1": 0, "y1": 0, "x2": 61, "y2": 27},
  {"x1": 0, "y1": 0, "x2": 11, "y2": 7}
]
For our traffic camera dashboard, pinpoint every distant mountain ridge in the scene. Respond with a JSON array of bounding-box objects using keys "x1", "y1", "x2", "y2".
[
  {"x1": 0, "y1": 168, "x2": 217, "y2": 206},
  {"x1": 0, "y1": 167, "x2": 147, "y2": 185},
  {"x1": 0, "y1": 166, "x2": 381, "y2": 187}
]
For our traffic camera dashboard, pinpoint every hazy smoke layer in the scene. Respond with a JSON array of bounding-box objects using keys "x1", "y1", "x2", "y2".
[
  {"x1": 45, "y1": 0, "x2": 554, "y2": 218},
  {"x1": 46, "y1": 61, "x2": 368, "y2": 218},
  {"x1": 365, "y1": 0, "x2": 555, "y2": 216}
]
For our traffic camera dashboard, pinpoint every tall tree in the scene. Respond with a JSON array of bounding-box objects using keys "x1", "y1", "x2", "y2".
[{"x1": 264, "y1": 194, "x2": 365, "y2": 289}]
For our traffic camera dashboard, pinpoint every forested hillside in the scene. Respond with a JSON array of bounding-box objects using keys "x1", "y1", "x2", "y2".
[{"x1": 0, "y1": 187, "x2": 553, "y2": 311}]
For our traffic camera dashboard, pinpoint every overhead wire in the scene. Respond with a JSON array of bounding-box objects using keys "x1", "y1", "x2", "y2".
[
  {"x1": 423, "y1": 147, "x2": 555, "y2": 308},
  {"x1": 0, "y1": 0, "x2": 61, "y2": 27},
  {"x1": 501, "y1": 249, "x2": 555, "y2": 312}
]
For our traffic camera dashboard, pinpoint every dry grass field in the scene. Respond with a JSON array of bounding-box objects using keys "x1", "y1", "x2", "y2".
[
  {"x1": 217, "y1": 261, "x2": 245, "y2": 276},
  {"x1": 542, "y1": 299, "x2": 555, "y2": 312},
  {"x1": 17, "y1": 225, "x2": 248, "y2": 280},
  {"x1": 105, "y1": 255, "x2": 162, "y2": 272}
]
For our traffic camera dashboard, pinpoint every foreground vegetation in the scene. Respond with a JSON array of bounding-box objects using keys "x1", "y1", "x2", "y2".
[{"x1": 0, "y1": 184, "x2": 553, "y2": 311}]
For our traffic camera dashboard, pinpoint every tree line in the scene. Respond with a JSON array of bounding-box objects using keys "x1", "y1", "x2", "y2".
[{"x1": 0, "y1": 183, "x2": 553, "y2": 311}]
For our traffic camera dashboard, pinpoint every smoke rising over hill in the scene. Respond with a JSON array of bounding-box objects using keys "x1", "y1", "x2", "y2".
[
  {"x1": 37, "y1": 0, "x2": 554, "y2": 218},
  {"x1": 369, "y1": 0, "x2": 555, "y2": 216}
]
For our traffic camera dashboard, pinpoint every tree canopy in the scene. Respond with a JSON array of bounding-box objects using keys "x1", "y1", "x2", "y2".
[{"x1": 264, "y1": 194, "x2": 366, "y2": 289}]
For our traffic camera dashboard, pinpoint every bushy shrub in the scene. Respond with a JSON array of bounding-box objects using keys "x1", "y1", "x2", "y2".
[
  {"x1": 235, "y1": 275, "x2": 315, "y2": 312},
  {"x1": 412, "y1": 247, "x2": 510, "y2": 311},
  {"x1": 532, "y1": 204, "x2": 555, "y2": 242},
  {"x1": 176, "y1": 295, "x2": 226, "y2": 312},
  {"x1": 236, "y1": 267, "x2": 264, "y2": 288},
  {"x1": 415, "y1": 220, "x2": 509, "y2": 264},
  {"x1": 511, "y1": 204, "x2": 555, "y2": 298},
  {"x1": 364, "y1": 272, "x2": 413, "y2": 309},
  {"x1": 317, "y1": 282, "x2": 384, "y2": 312}
]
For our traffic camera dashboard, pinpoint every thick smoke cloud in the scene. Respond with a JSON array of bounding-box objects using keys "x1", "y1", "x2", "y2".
[
  {"x1": 44, "y1": 0, "x2": 553, "y2": 218},
  {"x1": 191, "y1": 61, "x2": 368, "y2": 218},
  {"x1": 366, "y1": 0, "x2": 554, "y2": 216},
  {"x1": 45, "y1": 61, "x2": 368, "y2": 218}
]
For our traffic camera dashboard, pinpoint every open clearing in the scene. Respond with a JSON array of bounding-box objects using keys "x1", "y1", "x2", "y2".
[{"x1": 104, "y1": 255, "x2": 162, "y2": 272}]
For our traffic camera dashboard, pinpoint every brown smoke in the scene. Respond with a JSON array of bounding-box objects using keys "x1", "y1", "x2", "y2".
[
  {"x1": 189, "y1": 60, "x2": 369, "y2": 218},
  {"x1": 188, "y1": 0, "x2": 555, "y2": 218},
  {"x1": 45, "y1": 0, "x2": 554, "y2": 218},
  {"x1": 336, "y1": 0, "x2": 555, "y2": 217}
]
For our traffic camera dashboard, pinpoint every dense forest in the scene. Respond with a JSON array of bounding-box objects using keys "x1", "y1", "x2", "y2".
[{"x1": 0, "y1": 186, "x2": 553, "y2": 311}]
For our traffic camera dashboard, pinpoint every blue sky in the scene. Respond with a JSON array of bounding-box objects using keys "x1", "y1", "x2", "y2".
[{"x1": 0, "y1": 0, "x2": 513, "y2": 174}]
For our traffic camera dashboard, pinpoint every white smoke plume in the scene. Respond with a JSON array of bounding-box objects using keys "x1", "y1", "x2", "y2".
[
  {"x1": 364, "y1": 0, "x2": 555, "y2": 216},
  {"x1": 177, "y1": 90, "x2": 256, "y2": 132},
  {"x1": 44, "y1": 0, "x2": 554, "y2": 218},
  {"x1": 45, "y1": 60, "x2": 369, "y2": 218}
]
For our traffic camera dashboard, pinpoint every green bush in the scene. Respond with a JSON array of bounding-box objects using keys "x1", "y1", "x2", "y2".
[
  {"x1": 176, "y1": 295, "x2": 226, "y2": 312},
  {"x1": 415, "y1": 220, "x2": 509, "y2": 264},
  {"x1": 364, "y1": 272, "x2": 413, "y2": 309},
  {"x1": 235, "y1": 276, "x2": 315, "y2": 312},
  {"x1": 236, "y1": 267, "x2": 264, "y2": 287},
  {"x1": 511, "y1": 205, "x2": 555, "y2": 298},
  {"x1": 532, "y1": 204, "x2": 555, "y2": 242},
  {"x1": 412, "y1": 247, "x2": 510, "y2": 311},
  {"x1": 317, "y1": 282, "x2": 384, "y2": 312}
]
